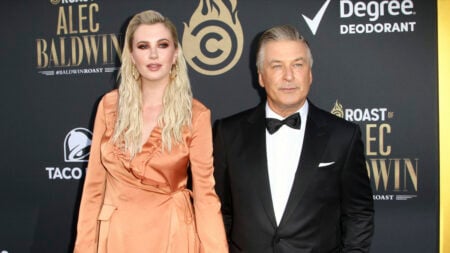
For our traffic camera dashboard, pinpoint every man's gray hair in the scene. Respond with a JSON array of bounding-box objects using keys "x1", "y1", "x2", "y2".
[{"x1": 256, "y1": 24, "x2": 313, "y2": 70}]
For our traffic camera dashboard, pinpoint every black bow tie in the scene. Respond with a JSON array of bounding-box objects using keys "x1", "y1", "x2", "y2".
[{"x1": 265, "y1": 113, "x2": 301, "y2": 134}]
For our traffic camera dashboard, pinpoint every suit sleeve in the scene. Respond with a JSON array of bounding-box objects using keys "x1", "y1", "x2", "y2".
[
  {"x1": 341, "y1": 125, "x2": 375, "y2": 253},
  {"x1": 189, "y1": 108, "x2": 228, "y2": 253},
  {"x1": 212, "y1": 119, "x2": 233, "y2": 238},
  {"x1": 73, "y1": 98, "x2": 107, "y2": 253}
]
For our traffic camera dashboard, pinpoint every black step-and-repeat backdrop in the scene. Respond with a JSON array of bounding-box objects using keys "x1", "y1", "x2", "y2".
[{"x1": 0, "y1": 0, "x2": 438, "y2": 252}]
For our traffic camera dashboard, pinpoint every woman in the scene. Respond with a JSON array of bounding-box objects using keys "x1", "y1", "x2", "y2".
[{"x1": 74, "y1": 10, "x2": 228, "y2": 253}]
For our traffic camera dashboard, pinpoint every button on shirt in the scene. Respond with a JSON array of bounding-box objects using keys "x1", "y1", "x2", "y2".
[{"x1": 265, "y1": 101, "x2": 309, "y2": 225}]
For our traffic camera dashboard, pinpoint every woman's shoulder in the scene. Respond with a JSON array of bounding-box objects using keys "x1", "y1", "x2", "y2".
[
  {"x1": 191, "y1": 98, "x2": 212, "y2": 125},
  {"x1": 99, "y1": 89, "x2": 118, "y2": 113},
  {"x1": 102, "y1": 89, "x2": 119, "y2": 102},
  {"x1": 192, "y1": 98, "x2": 209, "y2": 114}
]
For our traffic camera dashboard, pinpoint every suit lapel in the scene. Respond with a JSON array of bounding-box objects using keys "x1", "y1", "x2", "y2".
[
  {"x1": 278, "y1": 103, "x2": 330, "y2": 227},
  {"x1": 245, "y1": 103, "x2": 278, "y2": 229}
]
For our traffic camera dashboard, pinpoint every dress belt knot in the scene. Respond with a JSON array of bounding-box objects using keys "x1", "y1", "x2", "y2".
[{"x1": 171, "y1": 188, "x2": 194, "y2": 224}]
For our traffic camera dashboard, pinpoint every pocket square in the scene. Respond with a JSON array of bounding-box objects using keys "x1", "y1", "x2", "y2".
[{"x1": 318, "y1": 162, "x2": 335, "y2": 167}]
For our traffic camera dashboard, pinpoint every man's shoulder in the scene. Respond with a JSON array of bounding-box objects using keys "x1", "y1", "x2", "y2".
[
  {"x1": 309, "y1": 102, "x2": 359, "y2": 130},
  {"x1": 217, "y1": 104, "x2": 262, "y2": 125}
]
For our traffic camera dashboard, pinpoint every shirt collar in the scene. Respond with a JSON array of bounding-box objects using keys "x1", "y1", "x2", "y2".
[{"x1": 265, "y1": 100, "x2": 309, "y2": 120}]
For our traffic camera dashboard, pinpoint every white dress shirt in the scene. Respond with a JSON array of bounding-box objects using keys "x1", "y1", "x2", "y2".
[{"x1": 265, "y1": 101, "x2": 309, "y2": 225}]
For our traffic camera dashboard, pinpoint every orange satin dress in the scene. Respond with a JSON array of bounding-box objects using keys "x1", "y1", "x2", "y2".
[{"x1": 73, "y1": 90, "x2": 228, "y2": 253}]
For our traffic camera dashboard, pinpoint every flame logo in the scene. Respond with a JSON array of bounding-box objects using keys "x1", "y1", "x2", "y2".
[
  {"x1": 331, "y1": 100, "x2": 344, "y2": 118},
  {"x1": 182, "y1": 0, "x2": 244, "y2": 76}
]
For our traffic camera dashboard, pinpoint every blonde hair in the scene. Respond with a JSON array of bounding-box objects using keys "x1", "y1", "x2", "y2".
[{"x1": 113, "y1": 10, "x2": 192, "y2": 157}]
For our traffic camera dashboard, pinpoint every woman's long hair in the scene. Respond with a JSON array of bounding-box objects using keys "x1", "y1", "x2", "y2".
[{"x1": 112, "y1": 10, "x2": 192, "y2": 157}]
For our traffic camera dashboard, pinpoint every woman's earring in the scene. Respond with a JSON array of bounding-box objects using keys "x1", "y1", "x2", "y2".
[
  {"x1": 132, "y1": 65, "x2": 140, "y2": 80},
  {"x1": 170, "y1": 63, "x2": 177, "y2": 80}
]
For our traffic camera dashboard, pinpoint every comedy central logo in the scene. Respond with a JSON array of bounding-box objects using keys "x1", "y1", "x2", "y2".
[
  {"x1": 182, "y1": 0, "x2": 244, "y2": 76},
  {"x1": 64, "y1": 127, "x2": 92, "y2": 162}
]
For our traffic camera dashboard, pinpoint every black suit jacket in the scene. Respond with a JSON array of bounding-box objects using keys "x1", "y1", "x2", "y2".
[{"x1": 213, "y1": 101, "x2": 374, "y2": 253}]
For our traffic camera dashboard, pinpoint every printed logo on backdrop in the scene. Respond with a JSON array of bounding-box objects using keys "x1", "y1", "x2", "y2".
[
  {"x1": 301, "y1": 0, "x2": 332, "y2": 35},
  {"x1": 64, "y1": 128, "x2": 92, "y2": 162},
  {"x1": 182, "y1": 0, "x2": 244, "y2": 76},
  {"x1": 300, "y1": 0, "x2": 417, "y2": 36},
  {"x1": 45, "y1": 127, "x2": 91, "y2": 180},
  {"x1": 331, "y1": 100, "x2": 419, "y2": 201},
  {"x1": 36, "y1": 0, "x2": 122, "y2": 76}
]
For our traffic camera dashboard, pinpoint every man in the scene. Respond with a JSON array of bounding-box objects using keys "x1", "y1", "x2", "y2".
[{"x1": 213, "y1": 25, "x2": 374, "y2": 253}]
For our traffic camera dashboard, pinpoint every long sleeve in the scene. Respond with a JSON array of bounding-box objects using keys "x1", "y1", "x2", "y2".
[
  {"x1": 73, "y1": 98, "x2": 108, "y2": 253},
  {"x1": 340, "y1": 126, "x2": 375, "y2": 252},
  {"x1": 212, "y1": 119, "x2": 233, "y2": 238},
  {"x1": 189, "y1": 107, "x2": 228, "y2": 253}
]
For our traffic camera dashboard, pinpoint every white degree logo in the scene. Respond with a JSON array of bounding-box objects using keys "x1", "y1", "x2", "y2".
[
  {"x1": 340, "y1": 0, "x2": 415, "y2": 22},
  {"x1": 301, "y1": 0, "x2": 331, "y2": 35},
  {"x1": 64, "y1": 128, "x2": 92, "y2": 162}
]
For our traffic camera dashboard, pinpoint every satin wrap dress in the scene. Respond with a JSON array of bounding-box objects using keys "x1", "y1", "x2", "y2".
[{"x1": 73, "y1": 90, "x2": 228, "y2": 253}]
